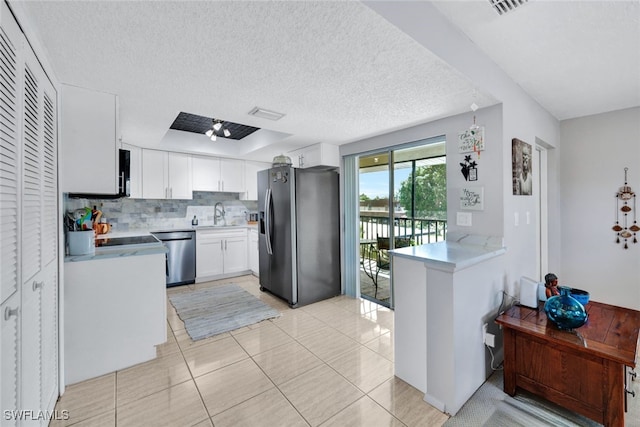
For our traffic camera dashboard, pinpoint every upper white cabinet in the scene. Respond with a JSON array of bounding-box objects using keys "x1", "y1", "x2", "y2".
[
  {"x1": 220, "y1": 158, "x2": 244, "y2": 192},
  {"x1": 192, "y1": 156, "x2": 244, "y2": 193},
  {"x1": 243, "y1": 161, "x2": 270, "y2": 200},
  {"x1": 168, "y1": 152, "x2": 193, "y2": 199},
  {"x1": 192, "y1": 155, "x2": 219, "y2": 192},
  {"x1": 60, "y1": 84, "x2": 119, "y2": 193},
  {"x1": 141, "y1": 150, "x2": 192, "y2": 199},
  {"x1": 122, "y1": 143, "x2": 142, "y2": 198},
  {"x1": 288, "y1": 143, "x2": 339, "y2": 169}
]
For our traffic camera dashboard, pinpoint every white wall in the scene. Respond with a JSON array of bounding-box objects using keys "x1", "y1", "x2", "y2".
[
  {"x1": 361, "y1": 1, "x2": 561, "y2": 297},
  {"x1": 341, "y1": 104, "x2": 504, "y2": 238},
  {"x1": 560, "y1": 107, "x2": 640, "y2": 309}
]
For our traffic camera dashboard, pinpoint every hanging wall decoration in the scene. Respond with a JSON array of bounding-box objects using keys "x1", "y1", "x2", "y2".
[
  {"x1": 458, "y1": 103, "x2": 485, "y2": 157},
  {"x1": 460, "y1": 186, "x2": 484, "y2": 211},
  {"x1": 460, "y1": 154, "x2": 478, "y2": 181},
  {"x1": 613, "y1": 167, "x2": 638, "y2": 249}
]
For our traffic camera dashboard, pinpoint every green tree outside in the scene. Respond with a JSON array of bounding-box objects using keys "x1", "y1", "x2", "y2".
[{"x1": 397, "y1": 163, "x2": 447, "y2": 220}]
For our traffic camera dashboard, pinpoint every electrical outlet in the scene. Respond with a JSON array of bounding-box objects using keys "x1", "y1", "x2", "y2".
[
  {"x1": 483, "y1": 323, "x2": 495, "y2": 347},
  {"x1": 485, "y1": 333, "x2": 495, "y2": 347}
]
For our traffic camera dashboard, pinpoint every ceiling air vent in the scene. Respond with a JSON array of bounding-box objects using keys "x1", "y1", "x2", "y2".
[
  {"x1": 248, "y1": 107, "x2": 285, "y2": 121},
  {"x1": 489, "y1": 0, "x2": 529, "y2": 15}
]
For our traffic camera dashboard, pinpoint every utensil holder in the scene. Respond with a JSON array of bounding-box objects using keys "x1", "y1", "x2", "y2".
[{"x1": 68, "y1": 230, "x2": 95, "y2": 256}]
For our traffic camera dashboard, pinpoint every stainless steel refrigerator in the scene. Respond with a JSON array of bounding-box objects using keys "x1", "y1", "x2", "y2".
[{"x1": 258, "y1": 166, "x2": 340, "y2": 307}]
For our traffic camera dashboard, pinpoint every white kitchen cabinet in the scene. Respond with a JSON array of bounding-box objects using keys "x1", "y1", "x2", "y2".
[
  {"x1": 219, "y1": 158, "x2": 244, "y2": 192},
  {"x1": 192, "y1": 155, "x2": 220, "y2": 192},
  {"x1": 287, "y1": 142, "x2": 339, "y2": 169},
  {"x1": 196, "y1": 228, "x2": 249, "y2": 281},
  {"x1": 141, "y1": 149, "x2": 192, "y2": 199},
  {"x1": 192, "y1": 155, "x2": 244, "y2": 193},
  {"x1": 224, "y1": 233, "x2": 249, "y2": 274},
  {"x1": 168, "y1": 152, "x2": 193, "y2": 199},
  {"x1": 195, "y1": 231, "x2": 224, "y2": 278},
  {"x1": 65, "y1": 253, "x2": 166, "y2": 384},
  {"x1": 60, "y1": 84, "x2": 119, "y2": 194},
  {"x1": 249, "y1": 228, "x2": 259, "y2": 275},
  {"x1": 243, "y1": 161, "x2": 270, "y2": 200},
  {"x1": 122, "y1": 143, "x2": 142, "y2": 198}
]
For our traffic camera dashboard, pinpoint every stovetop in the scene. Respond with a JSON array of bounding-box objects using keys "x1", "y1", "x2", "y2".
[{"x1": 95, "y1": 235, "x2": 160, "y2": 248}]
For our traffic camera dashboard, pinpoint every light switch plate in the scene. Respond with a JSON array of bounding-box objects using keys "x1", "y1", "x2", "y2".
[{"x1": 456, "y1": 212, "x2": 472, "y2": 226}]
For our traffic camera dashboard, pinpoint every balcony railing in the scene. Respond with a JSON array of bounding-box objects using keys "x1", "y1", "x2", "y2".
[{"x1": 359, "y1": 215, "x2": 447, "y2": 246}]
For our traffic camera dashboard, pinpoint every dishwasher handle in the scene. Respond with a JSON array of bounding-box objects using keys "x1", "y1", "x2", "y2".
[
  {"x1": 152, "y1": 232, "x2": 194, "y2": 242},
  {"x1": 158, "y1": 236, "x2": 193, "y2": 242}
]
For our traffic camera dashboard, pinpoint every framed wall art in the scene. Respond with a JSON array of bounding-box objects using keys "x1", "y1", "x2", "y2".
[
  {"x1": 512, "y1": 138, "x2": 532, "y2": 195},
  {"x1": 460, "y1": 186, "x2": 484, "y2": 211},
  {"x1": 458, "y1": 126, "x2": 485, "y2": 155}
]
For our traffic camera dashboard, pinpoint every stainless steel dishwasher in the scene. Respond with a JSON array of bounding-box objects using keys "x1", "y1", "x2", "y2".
[{"x1": 151, "y1": 230, "x2": 196, "y2": 287}]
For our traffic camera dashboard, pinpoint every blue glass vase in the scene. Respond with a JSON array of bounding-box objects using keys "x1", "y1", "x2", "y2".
[{"x1": 544, "y1": 286, "x2": 588, "y2": 330}]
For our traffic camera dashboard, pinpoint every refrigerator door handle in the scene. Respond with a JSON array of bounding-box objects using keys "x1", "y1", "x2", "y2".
[{"x1": 265, "y1": 188, "x2": 273, "y2": 255}]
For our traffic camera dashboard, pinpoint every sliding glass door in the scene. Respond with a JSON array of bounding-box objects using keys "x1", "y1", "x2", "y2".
[{"x1": 357, "y1": 139, "x2": 446, "y2": 307}]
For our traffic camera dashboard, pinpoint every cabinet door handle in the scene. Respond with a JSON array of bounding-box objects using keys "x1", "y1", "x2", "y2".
[
  {"x1": 4, "y1": 306, "x2": 18, "y2": 321},
  {"x1": 220, "y1": 241, "x2": 223, "y2": 250},
  {"x1": 32, "y1": 280, "x2": 44, "y2": 291},
  {"x1": 225, "y1": 240, "x2": 227, "y2": 251}
]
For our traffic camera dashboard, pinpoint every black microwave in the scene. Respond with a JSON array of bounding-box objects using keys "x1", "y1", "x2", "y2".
[{"x1": 68, "y1": 149, "x2": 130, "y2": 199}]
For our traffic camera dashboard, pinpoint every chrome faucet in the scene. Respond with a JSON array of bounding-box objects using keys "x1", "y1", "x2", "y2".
[{"x1": 214, "y1": 202, "x2": 226, "y2": 225}]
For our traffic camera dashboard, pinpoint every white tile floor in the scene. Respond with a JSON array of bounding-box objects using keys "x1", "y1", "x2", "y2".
[{"x1": 52, "y1": 275, "x2": 449, "y2": 427}]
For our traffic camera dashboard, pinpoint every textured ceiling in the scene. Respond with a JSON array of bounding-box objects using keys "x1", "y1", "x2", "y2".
[
  {"x1": 15, "y1": 1, "x2": 639, "y2": 161},
  {"x1": 431, "y1": 0, "x2": 640, "y2": 120},
  {"x1": 16, "y1": 1, "x2": 497, "y2": 160}
]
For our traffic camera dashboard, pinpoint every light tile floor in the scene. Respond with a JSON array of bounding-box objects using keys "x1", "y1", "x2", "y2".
[{"x1": 52, "y1": 275, "x2": 449, "y2": 427}]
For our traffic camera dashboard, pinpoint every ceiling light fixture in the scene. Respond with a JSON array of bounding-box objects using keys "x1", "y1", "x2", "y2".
[{"x1": 205, "y1": 118, "x2": 230, "y2": 141}]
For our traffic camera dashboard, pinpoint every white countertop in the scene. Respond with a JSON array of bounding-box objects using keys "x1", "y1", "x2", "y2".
[
  {"x1": 66, "y1": 224, "x2": 257, "y2": 262},
  {"x1": 390, "y1": 233, "x2": 506, "y2": 272},
  {"x1": 64, "y1": 242, "x2": 167, "y2": 263}
]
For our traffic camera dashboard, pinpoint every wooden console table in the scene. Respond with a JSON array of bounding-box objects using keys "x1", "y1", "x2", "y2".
[{"x1": 496, "y1": 301, "x2": 640, "y2": 426}]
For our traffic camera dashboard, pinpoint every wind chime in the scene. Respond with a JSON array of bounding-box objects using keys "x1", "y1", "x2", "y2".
[{"x1": 613, "y1": 167, "x2": 638, "y2": 249}]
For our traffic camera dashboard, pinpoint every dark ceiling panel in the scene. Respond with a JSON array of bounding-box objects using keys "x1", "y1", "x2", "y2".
[{"x1": 170, "y1": 111, "x2": 260, "y2": 140}]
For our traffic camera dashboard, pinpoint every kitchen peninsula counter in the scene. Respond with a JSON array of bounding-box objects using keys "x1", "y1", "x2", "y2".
[
  {"x1": 390, "y1": 234, "x2": 505, "y2": 271},
  {"x1": 64, "y1": 242, "x2": 167, "y2": 384},
  {"x1": 391, "y1": 233, "x2": 506, "y2": 416}
]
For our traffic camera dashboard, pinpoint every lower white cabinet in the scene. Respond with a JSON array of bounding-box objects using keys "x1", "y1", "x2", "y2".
[
  {"x1": 249, "y1": 228, "x2": 259, "y2": 275},
  {"x1": 65, "y1": 253, "x2": 166, "y2": 385},
  {"x1": 196, "y1": 228, "x2": 249, "y2": 281}
]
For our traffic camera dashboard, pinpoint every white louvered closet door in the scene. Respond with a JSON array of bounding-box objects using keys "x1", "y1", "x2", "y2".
[
  {"x1": 2, "y1": 3, "x2": 59, "y2": 423},
  {"x1": 0, "y1": 3, "x2": 22, "y2": 425},
  {"x1": 20, "y1": 41, "x2": 59, "y2": 426},
  {"x1": 21, "y1": 43, "x2": 44, "y2": 425},
  {"x1": 40, "y1": 84, "x2": 58, "y2": 415}
]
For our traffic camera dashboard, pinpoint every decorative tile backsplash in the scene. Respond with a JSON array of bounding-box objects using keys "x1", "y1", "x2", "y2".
[{"x1": 65, "y1": 191, "x2": 258, "y2": 232}]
